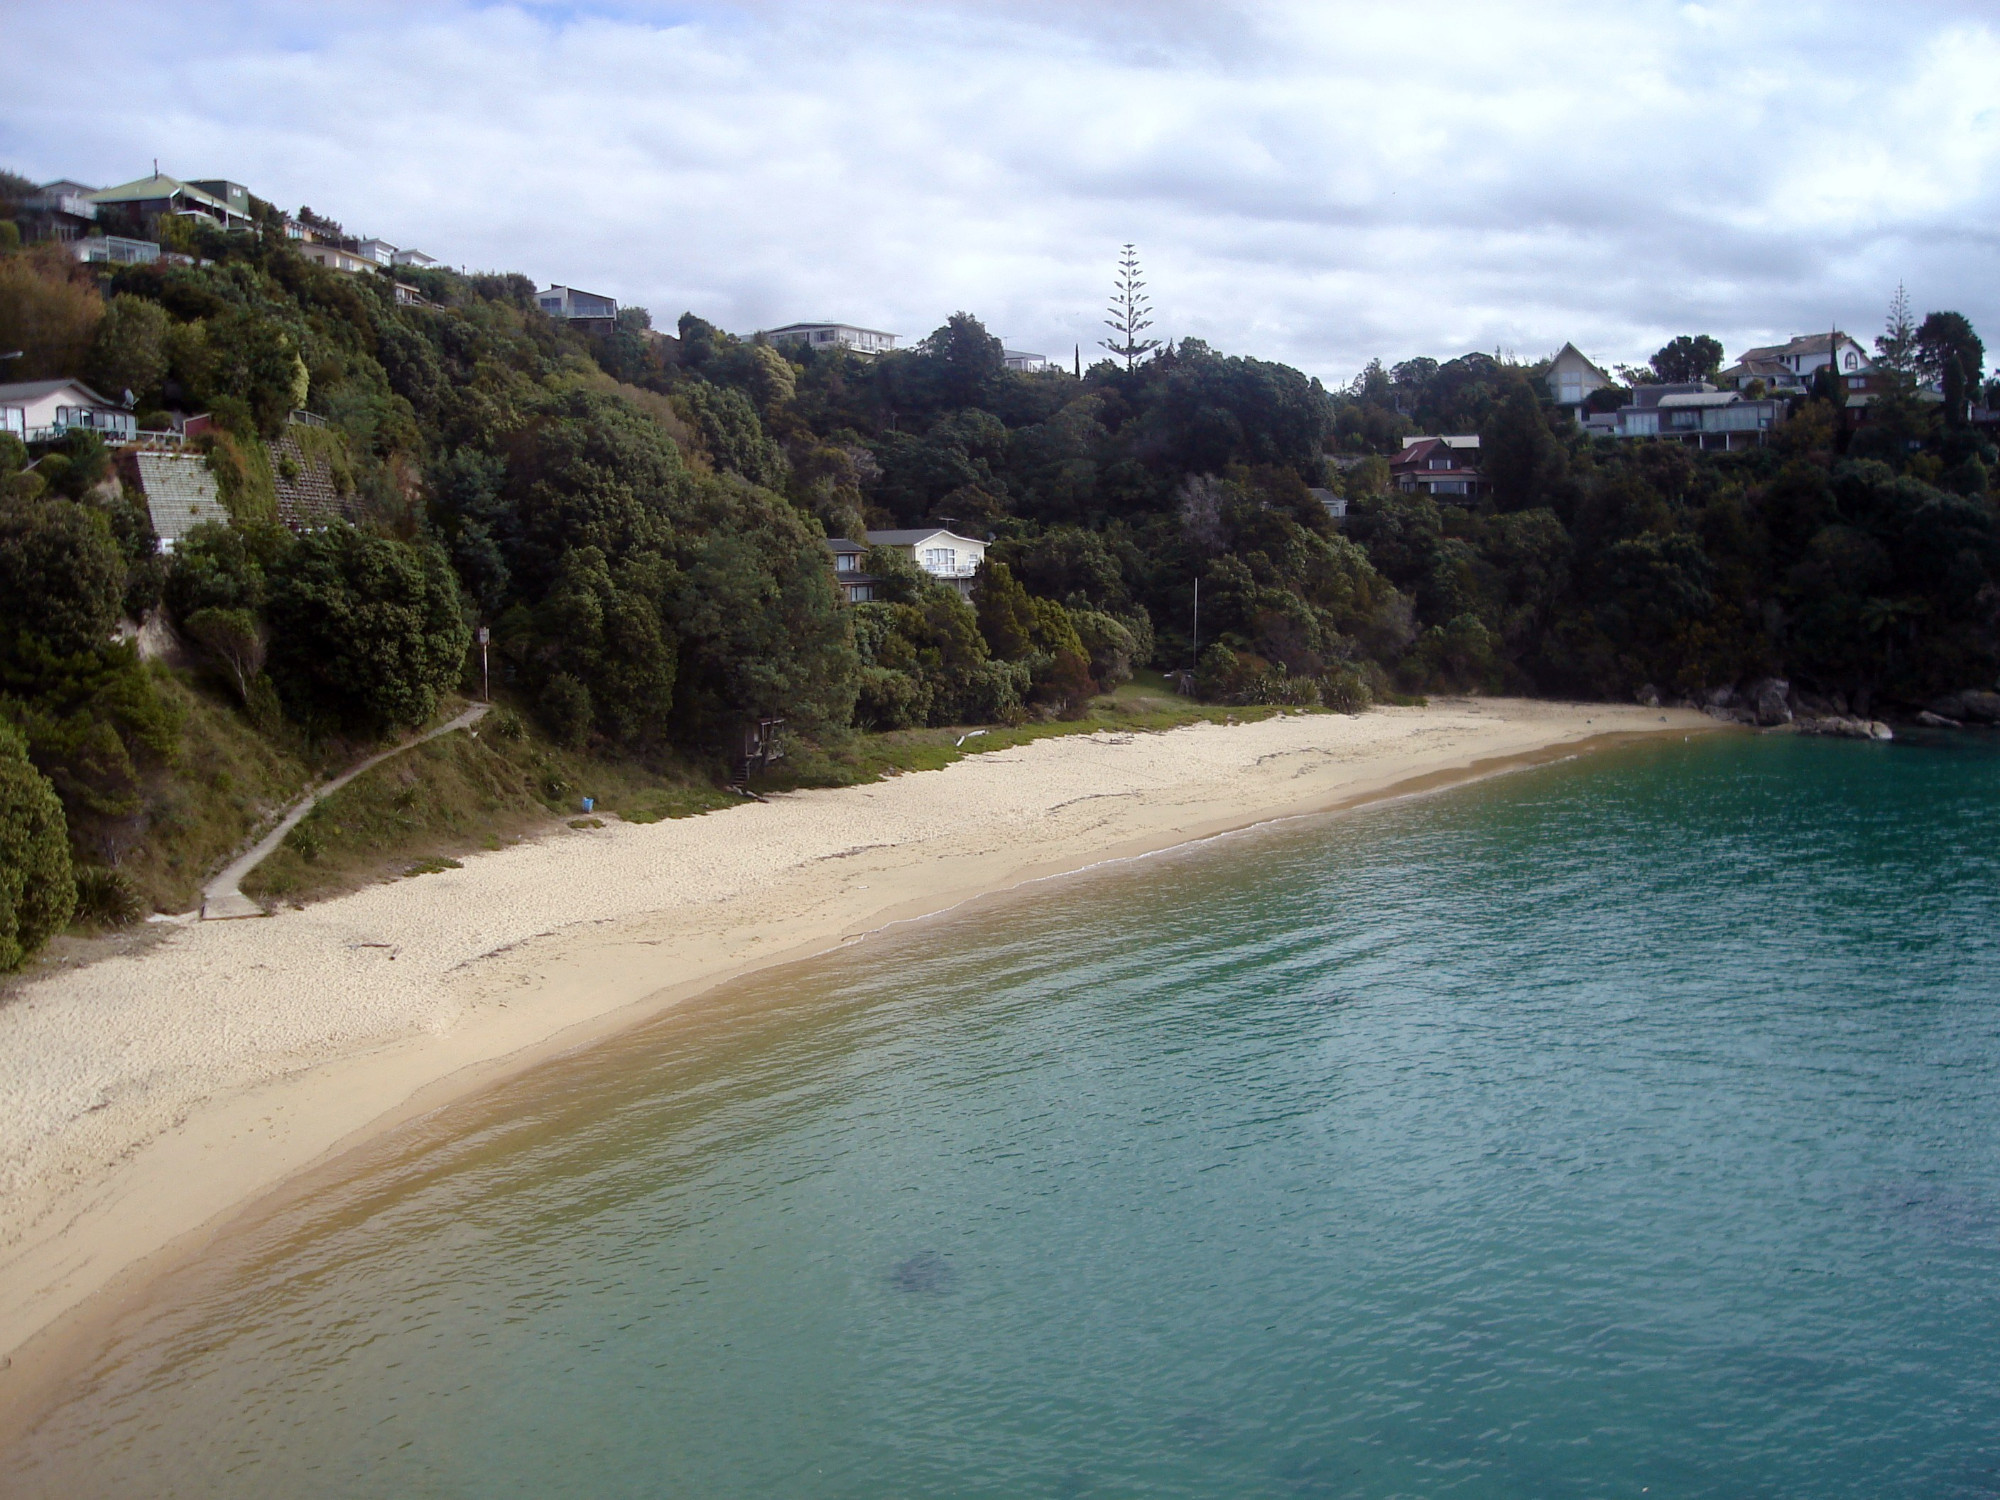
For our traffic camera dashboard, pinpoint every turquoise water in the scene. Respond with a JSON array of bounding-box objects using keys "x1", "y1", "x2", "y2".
[{"x1": 11, "y1": 732, "x2": 2000, "y2": 1498}]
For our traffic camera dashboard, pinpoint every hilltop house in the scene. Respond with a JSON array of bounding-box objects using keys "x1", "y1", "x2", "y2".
[
  {"x1": 762, "y1": 323, "x2": 899, "y2": 356},
  {"x1": 0, "y1": 379, "x2": 135, "y2": 444},
  {"x1": 1390, "y1": 435, "x2": 1482, "y2": 502},
  {"x1": 1717, "y1": 332, "x2": 1869, "y2": 391},
  {"x1": 1003, "y1": 349, "x2": 1048, "y2": 372},
  {"x1": 1546, "y1": 343, "x2": 1615, "y2": 415},
  {"x1": 538, "y1": 285, "x2": 619, "y2": 333},
  {"x1": 89, "y1": 173, "x2": 254, "y2": 235},
  {"x1": 824, "y1": 528, "x2": 989, "y2": 601},
  {"x1": 16, "y1": 181, "x2": 100, "y2": 244},
  {"x1": 1583, "y1": 382, "x2": 1785, "y2": 449},
  {"x1": 301, "y1": 241, "x2": 376, "y2": 274}
]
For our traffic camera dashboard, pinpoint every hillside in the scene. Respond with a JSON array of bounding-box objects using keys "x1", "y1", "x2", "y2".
[{"x1": 2, "y1": 195, "x2": 1998, "y2": 967}]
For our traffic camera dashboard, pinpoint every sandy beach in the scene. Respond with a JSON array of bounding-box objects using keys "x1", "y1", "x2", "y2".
[{"x1": 0, "y1": 697, "x2": 1711, "y2": 1405}]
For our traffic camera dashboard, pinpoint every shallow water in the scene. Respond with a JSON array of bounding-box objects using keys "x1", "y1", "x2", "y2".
[{"x1": 11, "y1": 731, "x2": 2000, "y2": 1498}]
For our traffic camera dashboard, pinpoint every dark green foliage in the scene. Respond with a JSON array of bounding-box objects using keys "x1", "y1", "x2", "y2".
[
  {"x1": 1650, "y1": 335, "x2": 1724, "y2": 384},
  {"x1": 71, "y1": 864, "x2": 142, "y2": 928},
  {"x1": 0, "y1": 499, "x2": 125, "y2": 656},
  {"x1": 1481, "y1": 379, "x2": 1569, "y2": 513},
  {"x1": 974, "y1": 560, "x2": 1036, "y2": 660},
  {"x1": 0, "y1": 719, "x2": 74, "y2": 969},
  {"x1": 266, "y1": 525, "x2": 470, "y2": 732}
]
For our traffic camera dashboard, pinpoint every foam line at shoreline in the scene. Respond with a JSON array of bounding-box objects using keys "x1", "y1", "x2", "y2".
[{"x1": 0, "y1": 699, "x2": 1718, "y2": 1440}]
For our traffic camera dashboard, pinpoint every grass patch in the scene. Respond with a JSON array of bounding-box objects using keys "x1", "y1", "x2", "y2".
[
  {"x1": 118, "y1": 669, "x2": 315, "y2": 914},
  {"x1": 242, "y1": 706, "x2": 731, "y2": 905},
  {"x1": 754, "y1": 671, "x2": 1308, "y2": 792}
]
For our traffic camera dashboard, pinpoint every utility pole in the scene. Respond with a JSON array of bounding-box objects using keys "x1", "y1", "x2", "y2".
[
  {"x1": 1191, "y1": 577, "x2": 1200, "y2": 670},
  {"x1": 477, "y1": 625, "x2": 490, "y2": 702}
]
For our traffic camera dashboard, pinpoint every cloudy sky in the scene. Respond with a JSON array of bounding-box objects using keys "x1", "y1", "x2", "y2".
[{"x1": 6, "y1": 0, "x2": 1999, "y2": 384}]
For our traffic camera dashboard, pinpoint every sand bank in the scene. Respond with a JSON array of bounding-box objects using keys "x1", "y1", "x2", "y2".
[{"x1": 0, "y1": 698, "x2": 1711, "y2": 1387}]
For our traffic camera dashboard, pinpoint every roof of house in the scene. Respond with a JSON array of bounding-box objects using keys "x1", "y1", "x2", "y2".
[
  {"x1": 763, "y1": 322, "x2": 897, "y2": 338},
  {"x1": 0, "y1": 378, "x2": 117, "y2": 406},
  {"x1": 90, "y1": 174, "x2": 233, "y2": 214},
  {"x1": 865, "y1": 527, "x2": 986, "y2": 548},
  {"x1": 1736, "y1": 331, "x2": 1861, "y2": 363},
  {"x1": 1656, "y1": 390, "x2": 1754, "y2": 409},
  {"x1": 1549, "y1": 342, "x2": 1613, "y2": 384},
  {"x1": 825, "y1": 536, "x2": 867, "y2": 553}
]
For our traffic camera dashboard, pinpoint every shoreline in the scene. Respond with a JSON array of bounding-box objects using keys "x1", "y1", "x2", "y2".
[{"x1": 0, "y1": 698, "x2": 1715, "y2": 1435}]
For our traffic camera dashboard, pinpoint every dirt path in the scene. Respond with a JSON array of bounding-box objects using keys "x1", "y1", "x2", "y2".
[{"x1": 200, "y1": 704, "x2": 491, "y2": 920}]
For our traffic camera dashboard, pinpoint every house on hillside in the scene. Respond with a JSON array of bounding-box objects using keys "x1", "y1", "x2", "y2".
[
  {"x1": 824, "y1": 528, "x2": 989, "y2": 601},
  {"x1": 301, "y1": 241, "x2": 376, "y2": 274},
  {"x1": 824, "y1": 537, "x2": 880, "y2": 602},
  {"x1": 761, "y1": 323, "x2": 899, "y2": 356},
  {"x1": 1390, "y1": 435, "x2": 1482, "y2": 502},
  {"x1": 1003, "y1": 349, "x2": 1048, "y2": 372},
  {"x1": 0, "y1": 379, "x2": 136, "y2": 444},
  {"x1": 538, "y1": 285, "x2": 619, "y2": 333},
  {"x1": 1546, "y1": 343, "x2": 1615, "y2": 415},
  {"x1": 71, "y1": 236, "x2": 160, "y2": 266},
  {"x1": 1717, "y1": 332, "x2": 1869, "y2": 391},
  {"x1": 392, "y1": 248, "x2": 438, "y2": 268},
  {"x1": 16, "y1": 181, "x2": 100, "y2": 244},
  {"x1": 89, "y1": 173, "x2": 254, "y2": 235},
  {"x1": 1583, "y1": 382, "x2": 1785, "y2": 449}
]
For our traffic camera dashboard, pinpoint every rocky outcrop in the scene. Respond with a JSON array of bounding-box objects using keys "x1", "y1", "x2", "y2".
[
  {"x1": 1748, "y1": 678, "x2": 1793, "y2": 726},
  {"x1": 1796, "y1": 716, "x2": 1893, "y2": 741},
  {"x1": 1921, "y1": 690, "x2": 2000, "y2": 726}
]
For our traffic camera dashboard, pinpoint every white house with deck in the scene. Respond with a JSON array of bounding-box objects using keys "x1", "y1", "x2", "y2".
[
  {"x1": 762, "y1": 323, "x2": 899, "y2": 356},
  {"x1": 0, "y1": 379, "x2": 136, "y2": 444},
  {"x1": 824, "y1": 528, "x2": 988, "y2": 601}
]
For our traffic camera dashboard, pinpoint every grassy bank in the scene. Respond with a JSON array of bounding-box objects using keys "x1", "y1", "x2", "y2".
[
  {"x1": 241, "y1": 708, "x2": 732, "y2": 907},
  {"x1": 752, "y1": 671, "x2": 1313, "y2": 790}
]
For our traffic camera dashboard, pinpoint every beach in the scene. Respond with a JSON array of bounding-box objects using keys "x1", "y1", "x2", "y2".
[{"x1": 0, "y1": 697, "x2": 1710, "y2": 1403}]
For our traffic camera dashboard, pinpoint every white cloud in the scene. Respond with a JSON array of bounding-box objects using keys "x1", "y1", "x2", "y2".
[{"x1": 4, "y1": 0, "x2": 1999, "y2": 383}]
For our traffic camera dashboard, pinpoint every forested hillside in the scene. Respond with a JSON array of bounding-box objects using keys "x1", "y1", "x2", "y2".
[{"x1": 2, "y1": 198, "x2": 1998, "y2": 962}]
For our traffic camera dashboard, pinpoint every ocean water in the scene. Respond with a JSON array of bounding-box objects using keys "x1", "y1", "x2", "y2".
[{"x1": 10, "y1": 731, "x2": 2000, "y2": 1498}]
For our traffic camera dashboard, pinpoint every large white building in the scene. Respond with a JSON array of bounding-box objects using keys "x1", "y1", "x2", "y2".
[{"x1": 762, "y1": 323, "x2": 898, "y2": 356}]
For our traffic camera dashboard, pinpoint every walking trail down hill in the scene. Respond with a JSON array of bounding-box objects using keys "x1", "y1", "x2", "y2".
[{"x1": 197, "y1": 704, "x2": 490, "y2": 920}]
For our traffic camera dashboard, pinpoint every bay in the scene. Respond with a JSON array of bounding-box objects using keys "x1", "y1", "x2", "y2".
[{"x1": 11, "y1": 730, "x2": 2000, "y2": 1498}]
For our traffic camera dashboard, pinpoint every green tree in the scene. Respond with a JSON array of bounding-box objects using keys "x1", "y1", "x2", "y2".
[
  {"x1": 0, "y1": 499, "x2": 125, "y2": 656},
  {"x1": 1876, "y1": 285, "x2": 1918, "y2": 373},
  {"x1": 0, "y1": 719, "x2": 74, "y2": 970},
  {"x1": 266, "y1": 525, "x2": 470, "y2": 732},
  {"x1": 521, "y1": 546, "x2": 677, "y2": 748},
  {"x1": 973, "y1": 560, "x2": 1037, "y2": 660},
  {"x1": 922, "y1": 312, "x2": 1007, "y2": 409},
  {"x1": 0, "y1": 246, "x2": 102, "y2": 380},
  {"x1": 1649, "y1": 335, "x2": 1724, "y2": 384},
  {"x1": 1916, "y1": 312, "x2": 1984, "y2": 424},
  {"x1": 1101, "y1": 245, "x2": 1160, "y2": 369},
  {"x1": 182, "y1": 607, "x2": 267, "y2": 705},
  {"x1": 85, "y1": 294, "x2": 171, "y2": 404},
  {"x1": 1481, "y1": 379, "x2": 1569, "y2": 513}
]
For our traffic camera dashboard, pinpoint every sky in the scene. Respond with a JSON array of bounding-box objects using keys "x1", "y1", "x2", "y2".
[{"x1": 5, "y1": 0, "x2": 1999, "y2": 386}]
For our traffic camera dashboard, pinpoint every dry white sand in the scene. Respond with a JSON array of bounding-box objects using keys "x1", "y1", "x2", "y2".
[{"x1": 0, "y1": 698, "x2": 1711, "y2": 1387}]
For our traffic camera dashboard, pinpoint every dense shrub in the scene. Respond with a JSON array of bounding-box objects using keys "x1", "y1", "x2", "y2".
[{"x1": 0, "y1": 720, "x2": 75, "y2": 969}]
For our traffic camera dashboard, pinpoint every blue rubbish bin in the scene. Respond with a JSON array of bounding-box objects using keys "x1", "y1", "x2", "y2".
[{"x1": 582, "y1": 796, "x2": 595, "y2": 813}]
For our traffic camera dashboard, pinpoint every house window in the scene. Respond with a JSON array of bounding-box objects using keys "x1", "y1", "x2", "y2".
[
  {"x1": 1845, "y1": 352, "x2": 1857, "y2": 369},
  {"x1": 1432, "y1": 480, "x2": 1468, "y2": 495},
  {"x1": 835, "y1": 553, "x2": 855, "y2": 572},
  {"x1": 921, "y1": 548, "x2": 954, "y2": 573},
  {"x1": 1559, "y1": 376, "x2": 1583, "y2": 403}
]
